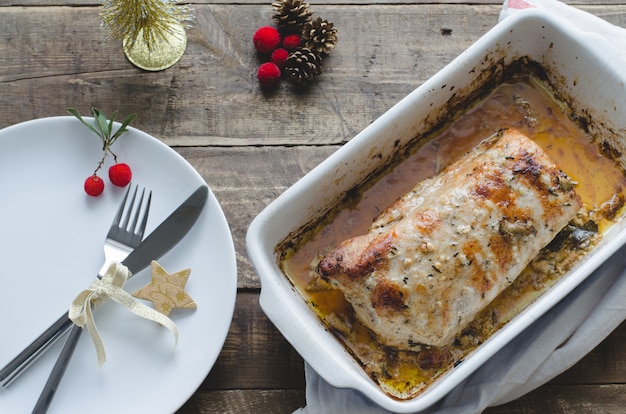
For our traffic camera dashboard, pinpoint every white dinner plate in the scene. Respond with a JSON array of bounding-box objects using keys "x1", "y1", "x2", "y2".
[{"x1": 0, "y1": 117, "x2": 237, "y2": 413}]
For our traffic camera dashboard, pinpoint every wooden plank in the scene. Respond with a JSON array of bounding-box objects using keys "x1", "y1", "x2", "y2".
[
  {"x1": 484, "y1": 384, "x2": 626, "y2": 414},
  {"x1": 8, "y1": 1, "x2": 626, "y2": 6},
  {"x1": 177, "y1": 389, "x2": 305, "y2": 414},
  {"x1": 200, "y1": 291, "x2": 306, "y2": 390},
  {"x1": 175, "y1": 145, "x2": 337, "y2": 288},
  {"x1": 5, "y1": 3, "x2": 626, "y2": 148},
  {"x1": 0, "y1": 4, "x2": 497, "y2": 146},
  {"x1": 180, "y1": 383, "x2": 626, "y2": 414},
  {"x1": 5, "y1": 4, "x2": 626, "y2": 146},
  {"x1": 180, "y1": 384, "x2": 626, "y2": 414}
]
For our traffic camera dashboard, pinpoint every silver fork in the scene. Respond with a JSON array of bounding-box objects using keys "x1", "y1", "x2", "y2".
[{"x1": 31, "y1": 185, "x2": 152, "y2": 414}]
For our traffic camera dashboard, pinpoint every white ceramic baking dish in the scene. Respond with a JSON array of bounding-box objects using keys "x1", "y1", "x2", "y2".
[{"x1": 246, "y1": 10, "x2": 626, "y2": 412}]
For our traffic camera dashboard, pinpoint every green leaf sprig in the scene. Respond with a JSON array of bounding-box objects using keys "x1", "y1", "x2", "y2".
[{"x1": 67, "y1": 107, "x2": 137, "y2": 175}]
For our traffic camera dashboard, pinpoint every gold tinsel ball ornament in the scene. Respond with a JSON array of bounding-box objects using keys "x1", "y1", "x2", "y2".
[
  {"x1": 272, "y1": 0, "x2": 313, "y2": 34},
  {"x1": 302, "y1": 17, "x2": 338, "y2": 56},
  {"x1": 101, "y1": 0, "x2": 194, "y2": 71}
]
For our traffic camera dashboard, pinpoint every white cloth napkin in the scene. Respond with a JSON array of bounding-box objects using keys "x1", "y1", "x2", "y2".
[{"x1": 294, "y1": 1, "x2": 626, "y2": 413}]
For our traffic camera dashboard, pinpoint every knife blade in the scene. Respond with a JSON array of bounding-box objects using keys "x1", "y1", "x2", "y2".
[{"x1": 0, "y1": 185, "x2": 209, "y2": 388}]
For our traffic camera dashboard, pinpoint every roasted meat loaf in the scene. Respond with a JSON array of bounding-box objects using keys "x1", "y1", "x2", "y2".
[{"x1": 317, "y1": 129, "x2": 582, "y2": 349}]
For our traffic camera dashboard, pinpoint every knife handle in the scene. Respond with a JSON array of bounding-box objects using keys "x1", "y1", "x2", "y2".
[
  {"x1": 31, "y1": 325, "x2": 83, "y2": 414},
  {"x1": 0, "y1": 313, "x2": 74, "y2": 387}
]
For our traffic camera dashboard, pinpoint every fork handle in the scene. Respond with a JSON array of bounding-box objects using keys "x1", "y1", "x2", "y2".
[
  {"x1": 31, "y1": 325, "x2": 83, "y2": 414},
  {"x1": 0, "y1": 313, "x2": 74, "y2": 387}
]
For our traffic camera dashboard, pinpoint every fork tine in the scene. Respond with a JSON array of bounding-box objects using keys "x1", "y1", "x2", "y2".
[
  {"x1": 106, "y1": 185, "x2": 151, "y2": 248},
  {"x1": 111, "y1": 185, "x2": 132, "y2": 228},
  {"x1": 128, "y1": 187, "x2": 145, "y2": 233},
  {"x1": 136, "y1": 191, "x2": 152, "y2": 239},
  {"x1": 120, "y1": 185, "x2": 138, "y2": 231},
  {"x1": 129, "y1": 188, "x2": 151, "y2": 238}
]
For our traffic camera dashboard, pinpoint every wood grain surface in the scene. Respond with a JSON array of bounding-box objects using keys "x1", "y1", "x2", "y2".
[{"x1": 1, "y1": 1, "x2": 624, "y2": 412}]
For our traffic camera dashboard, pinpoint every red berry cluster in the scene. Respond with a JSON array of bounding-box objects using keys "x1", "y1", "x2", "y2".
[
  {"x1": 68, "y1": 108, "x2": 136, "y2": 197},
  {"x1": 253, "y1": 26, "x2": 302, "y2": 88},
  {"x1": 84, "y1": 163, "x2": 132, "y2": 196}
]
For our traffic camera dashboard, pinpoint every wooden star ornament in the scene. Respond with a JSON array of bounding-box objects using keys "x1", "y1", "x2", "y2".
[{"x1": 132, "y1": 261, "x2": 197, "y2": 316}]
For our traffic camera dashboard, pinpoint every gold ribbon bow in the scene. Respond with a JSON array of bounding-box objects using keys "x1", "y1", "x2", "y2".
[{"x1": 69, "y1": 262, "x2": 179, "y2": 367}]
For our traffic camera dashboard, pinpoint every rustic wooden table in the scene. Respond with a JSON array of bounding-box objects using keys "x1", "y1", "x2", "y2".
[{"x1": 1, "y1": 1, "x2": 625, "y2": 412}]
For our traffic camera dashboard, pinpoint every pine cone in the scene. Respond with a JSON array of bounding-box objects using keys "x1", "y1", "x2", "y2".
[
  {"x1": 284, "y1": 47, "x2": 322, "y2": 84},
  {"x1": 272, "y1": 0, "x2": 313, "y2": 33},
  {"x1": 303, "y1": 17, "x2": 338, "y2": 55}
]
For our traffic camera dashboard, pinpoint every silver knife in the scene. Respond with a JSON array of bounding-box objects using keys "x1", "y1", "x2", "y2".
[{"x1": 0, "y1": 185, "x2": 209, "y2": 389}]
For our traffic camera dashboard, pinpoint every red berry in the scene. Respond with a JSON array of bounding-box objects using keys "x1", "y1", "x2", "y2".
[
  {"x1": 109, "y1": 163, "x2": 132, "y2": 187},
  {"x1": 253, "y1": 26, "x2": 281, "y2": 54},
  {"x1": 257, "y1": 62, "x2": 281, "y2": 88},
  {"x1": 84, "y1": 175, "x2": 105, "y2": 196},
  {"x1": 270, "y1": 48, "x2": 289, "y2": 68},
  {"x1": 282, "y1": 34, "x2": 301, "y2": 51}
]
